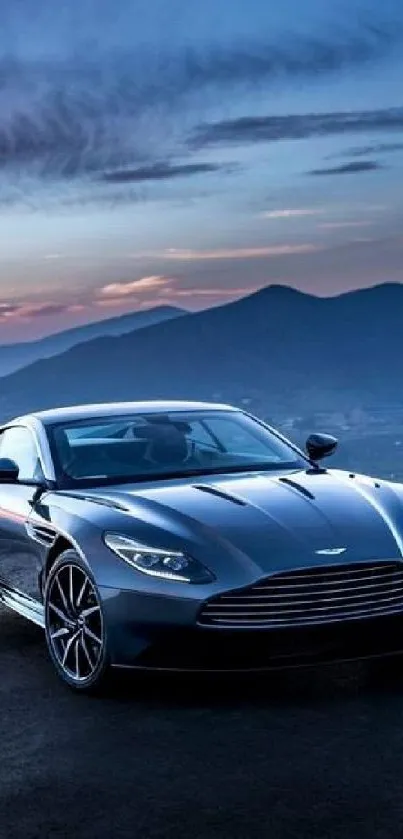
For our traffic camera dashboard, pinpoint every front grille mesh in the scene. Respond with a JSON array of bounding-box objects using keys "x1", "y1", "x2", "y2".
[{"x1": 198, "y1": 561, "x2": 403, "y2": 628}]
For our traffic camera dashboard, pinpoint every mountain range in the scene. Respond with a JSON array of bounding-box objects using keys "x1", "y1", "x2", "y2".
[
  {"x1": 0, "y1": 305, "x2": 185, "y2": 377},
  {"x1": 0, "y1": 282, "x2": 401, "y2": 422}
]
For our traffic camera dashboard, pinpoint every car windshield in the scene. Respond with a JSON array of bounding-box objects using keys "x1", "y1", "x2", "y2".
[{"x1": 48, "y1": 410, "x2": 306, "y2": 487}]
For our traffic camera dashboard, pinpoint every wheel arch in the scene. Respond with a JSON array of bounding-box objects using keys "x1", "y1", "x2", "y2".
[{"x1": 44, "y1": 534, "x2": 87, "y2": 586}]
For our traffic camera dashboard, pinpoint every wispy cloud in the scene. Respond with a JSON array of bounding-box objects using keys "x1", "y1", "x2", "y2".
[
  {"x1": 0, "y1": 7, "x2": 400, "y2": 194},
  {"x1": 0, "y1": 301, "x2": 83, "y2": 322},
  {"x1": 161, "y1": 244, "x2": 320, "y2": 261},
  {"x1": 99, "y1": 277, "x2": 169, "y2": 298},
  {"x1": 260, "y1": 208, "x2": 325, "y2": 219},
  {"x1": 191, "y1": 109, "x2": 403, "y2": 150},
  {"x1": 309, "y1": 160, "x2": 382, "y2": 176},
  {"x1": 100, "y1": 162, "x2": 223, "y2": 184},
  {"x1": 115, "y1": 244, "x2": 322, "y2": 262},
  {"x1": 331, "y1": 142, "x2": 403, "y2": 159},
  {"x1": 94, "y1": 275, "x2": 268, "y2": 311},
  {"x1": 166, "y1": 287, "x2": 254, "y2": 298},
  {"x1": 0, "y1": 276, "x2": 262, "y2": 322},
  {"x1": 318, "y1": 221, "x2": 373, "y2": 230}
]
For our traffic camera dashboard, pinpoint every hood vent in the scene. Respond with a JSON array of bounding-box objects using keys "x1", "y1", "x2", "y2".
[
  {"x1": 193, "y1": 484, "x2": 247, "y2": 506},
  {"x1": 81, "y1": 495, "x2": 129, "y2": 512},
  {"x1": 58, "y1": 492, "x2": 129, "y2": 512},
  {"x1": 279, "y1": 477, "x2": 315, "y2": 500}
]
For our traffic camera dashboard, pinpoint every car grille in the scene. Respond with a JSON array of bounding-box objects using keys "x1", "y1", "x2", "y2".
[{"x1": 198, "y1": 561, "x2": 403, "y2": 628}]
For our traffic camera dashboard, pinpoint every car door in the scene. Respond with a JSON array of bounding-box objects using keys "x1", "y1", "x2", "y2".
[{"x1": 0, "y1": 425, "x2": 47, "y2": 600}]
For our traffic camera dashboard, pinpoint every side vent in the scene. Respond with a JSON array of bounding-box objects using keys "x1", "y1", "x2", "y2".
[
  {"x1": 26, "y1": 522, "x2": 57, "y2": 547},
  {"x1": 193, "y1": 484, "x2": 247, "y2": 506}
]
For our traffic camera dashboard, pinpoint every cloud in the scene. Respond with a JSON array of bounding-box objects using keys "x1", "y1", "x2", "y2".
[
  {"x1": 0, "y1": 304, "x2": 20, "y2": 319},
  {"x1": 309, "y1": 160, "x2": 382, "y2": 176},
  {"x1": 318, "y1": 221, "x2": 372, "y2": 230},
  {"x1": 99, "y1": 276, "x2": 170, "y2": 298},
  {"x1": 0, "y1": 279, "x2": 172, "y2": 321},
  {"x1": 332, "y1": 142, "x2": 403, "y2": 158},
  {"x1": 166, "y1": 287, "x2": 256, "y2": 299},
  {"x1": 100, "y1": 162, "x2": 222, "y2": 184},
  {"x1": 0, "y1": 301, "x2": 82, "y2": 322},
  {"x1": 260, "y1": 208, "x2": 325, "y2": 219},
  {"x1": 0, "y1": 8, "x2": 400, "y2": 191},
  {"x1": 161, "y1": 244, "x2": 321, "y2": 261},
  {"x1": 191, "y1": 108, "x2": 403, "y2": 149},
  {"x1": 89, "y1": 276, "x2": 262, "y2": 311}
]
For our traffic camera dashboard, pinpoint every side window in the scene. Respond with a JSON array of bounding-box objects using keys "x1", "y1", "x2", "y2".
[{"x1": 0, "y1": 427, "x2": 43, "y2": 482}]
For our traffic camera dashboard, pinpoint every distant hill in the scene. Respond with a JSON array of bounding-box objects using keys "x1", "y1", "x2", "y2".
[
  {"x1": 0, "y1": 283, "x2": 402, "y2": 421},
  {"x1": 0, "y1": 305, "x2": 185, "y2": 377}
]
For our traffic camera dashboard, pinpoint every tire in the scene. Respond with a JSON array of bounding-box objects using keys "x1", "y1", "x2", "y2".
[{"x1": 44, "y1": 550, "x2": 111, "y2": 693}]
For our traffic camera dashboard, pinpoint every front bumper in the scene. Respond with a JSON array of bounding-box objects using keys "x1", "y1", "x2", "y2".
[{"x1": 100, "y1": 586, "x2": 403, "y2": 671}]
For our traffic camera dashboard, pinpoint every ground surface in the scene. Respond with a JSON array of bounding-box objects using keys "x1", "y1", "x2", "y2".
[{"x1": 2, "y1": 606, "x2": 403, "y2": 839}]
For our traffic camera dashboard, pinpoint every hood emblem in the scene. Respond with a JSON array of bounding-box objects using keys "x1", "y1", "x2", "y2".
[{"x1": 315, "y1": 547, "x2": 347, "y2": 556}]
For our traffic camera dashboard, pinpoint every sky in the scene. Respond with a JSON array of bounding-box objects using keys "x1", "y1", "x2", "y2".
[{"x1": 1, "y1": 0, "x2": 403, "y2": 341}]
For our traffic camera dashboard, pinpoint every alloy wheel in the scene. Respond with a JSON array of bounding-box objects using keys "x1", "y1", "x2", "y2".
[{"x1": 46, "y1": 563, "x2": 104, "y2": 683}]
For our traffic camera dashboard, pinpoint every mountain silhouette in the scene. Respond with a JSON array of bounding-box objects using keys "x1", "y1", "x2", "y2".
[
  {"x1": 0, "y1": 283, "x2": 402, "y2": 421},
  {"x1": 0, "y1": 305, "x2": 185, "y2": 377}
]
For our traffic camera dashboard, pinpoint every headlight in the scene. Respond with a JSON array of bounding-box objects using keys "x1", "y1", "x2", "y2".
[{"x1": 103, "y1": 533, "x2": 214, "y2": 583}]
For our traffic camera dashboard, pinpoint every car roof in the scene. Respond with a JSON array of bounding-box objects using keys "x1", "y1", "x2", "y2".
[{"x1": 14, "y1": 401, "x2": 237, "y2": 426}]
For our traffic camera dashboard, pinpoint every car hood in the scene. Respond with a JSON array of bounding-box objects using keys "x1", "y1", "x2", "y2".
[{"x1": 69, "y1": 468, "x2": 403, "y2": 577}]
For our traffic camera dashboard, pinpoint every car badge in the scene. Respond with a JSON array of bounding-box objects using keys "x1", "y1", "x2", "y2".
[{"x1": 315, "y1": 547, "x2": 347, "y2": 556}]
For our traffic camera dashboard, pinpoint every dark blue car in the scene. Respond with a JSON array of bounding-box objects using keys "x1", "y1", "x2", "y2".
[{"x1": 0, "y1": 400, "x2": 402, "y2": 691}]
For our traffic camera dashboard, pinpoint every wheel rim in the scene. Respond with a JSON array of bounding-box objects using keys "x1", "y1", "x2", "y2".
[{"x1": 46, "y1": 563, "x2": 104, "y2": 682}]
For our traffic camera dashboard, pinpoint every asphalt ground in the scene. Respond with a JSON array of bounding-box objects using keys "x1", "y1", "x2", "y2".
[{"x1": 2, "y1": 605, "x2": 403, "y2": 839}]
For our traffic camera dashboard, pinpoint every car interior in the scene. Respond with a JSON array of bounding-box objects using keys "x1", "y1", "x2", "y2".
[
  {"x1": 51, "y1": 412, "x2": 287, "y2": 480},
  {"x1": 54, "y1": 418, "x2": 220, "y2": 478}
]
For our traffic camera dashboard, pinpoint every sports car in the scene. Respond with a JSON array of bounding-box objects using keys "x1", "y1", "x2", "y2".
[{"x1": 1, "y1": 400, "x2": 403, "y2": 692}]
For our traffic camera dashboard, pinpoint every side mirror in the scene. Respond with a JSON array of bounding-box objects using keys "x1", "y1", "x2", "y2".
[
  {"x1": 0, "y1": 458, "x2": 19, "y2": 483},
  {"x1": 306, "y1": 433, "x2": 338, "y2": 463}
]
